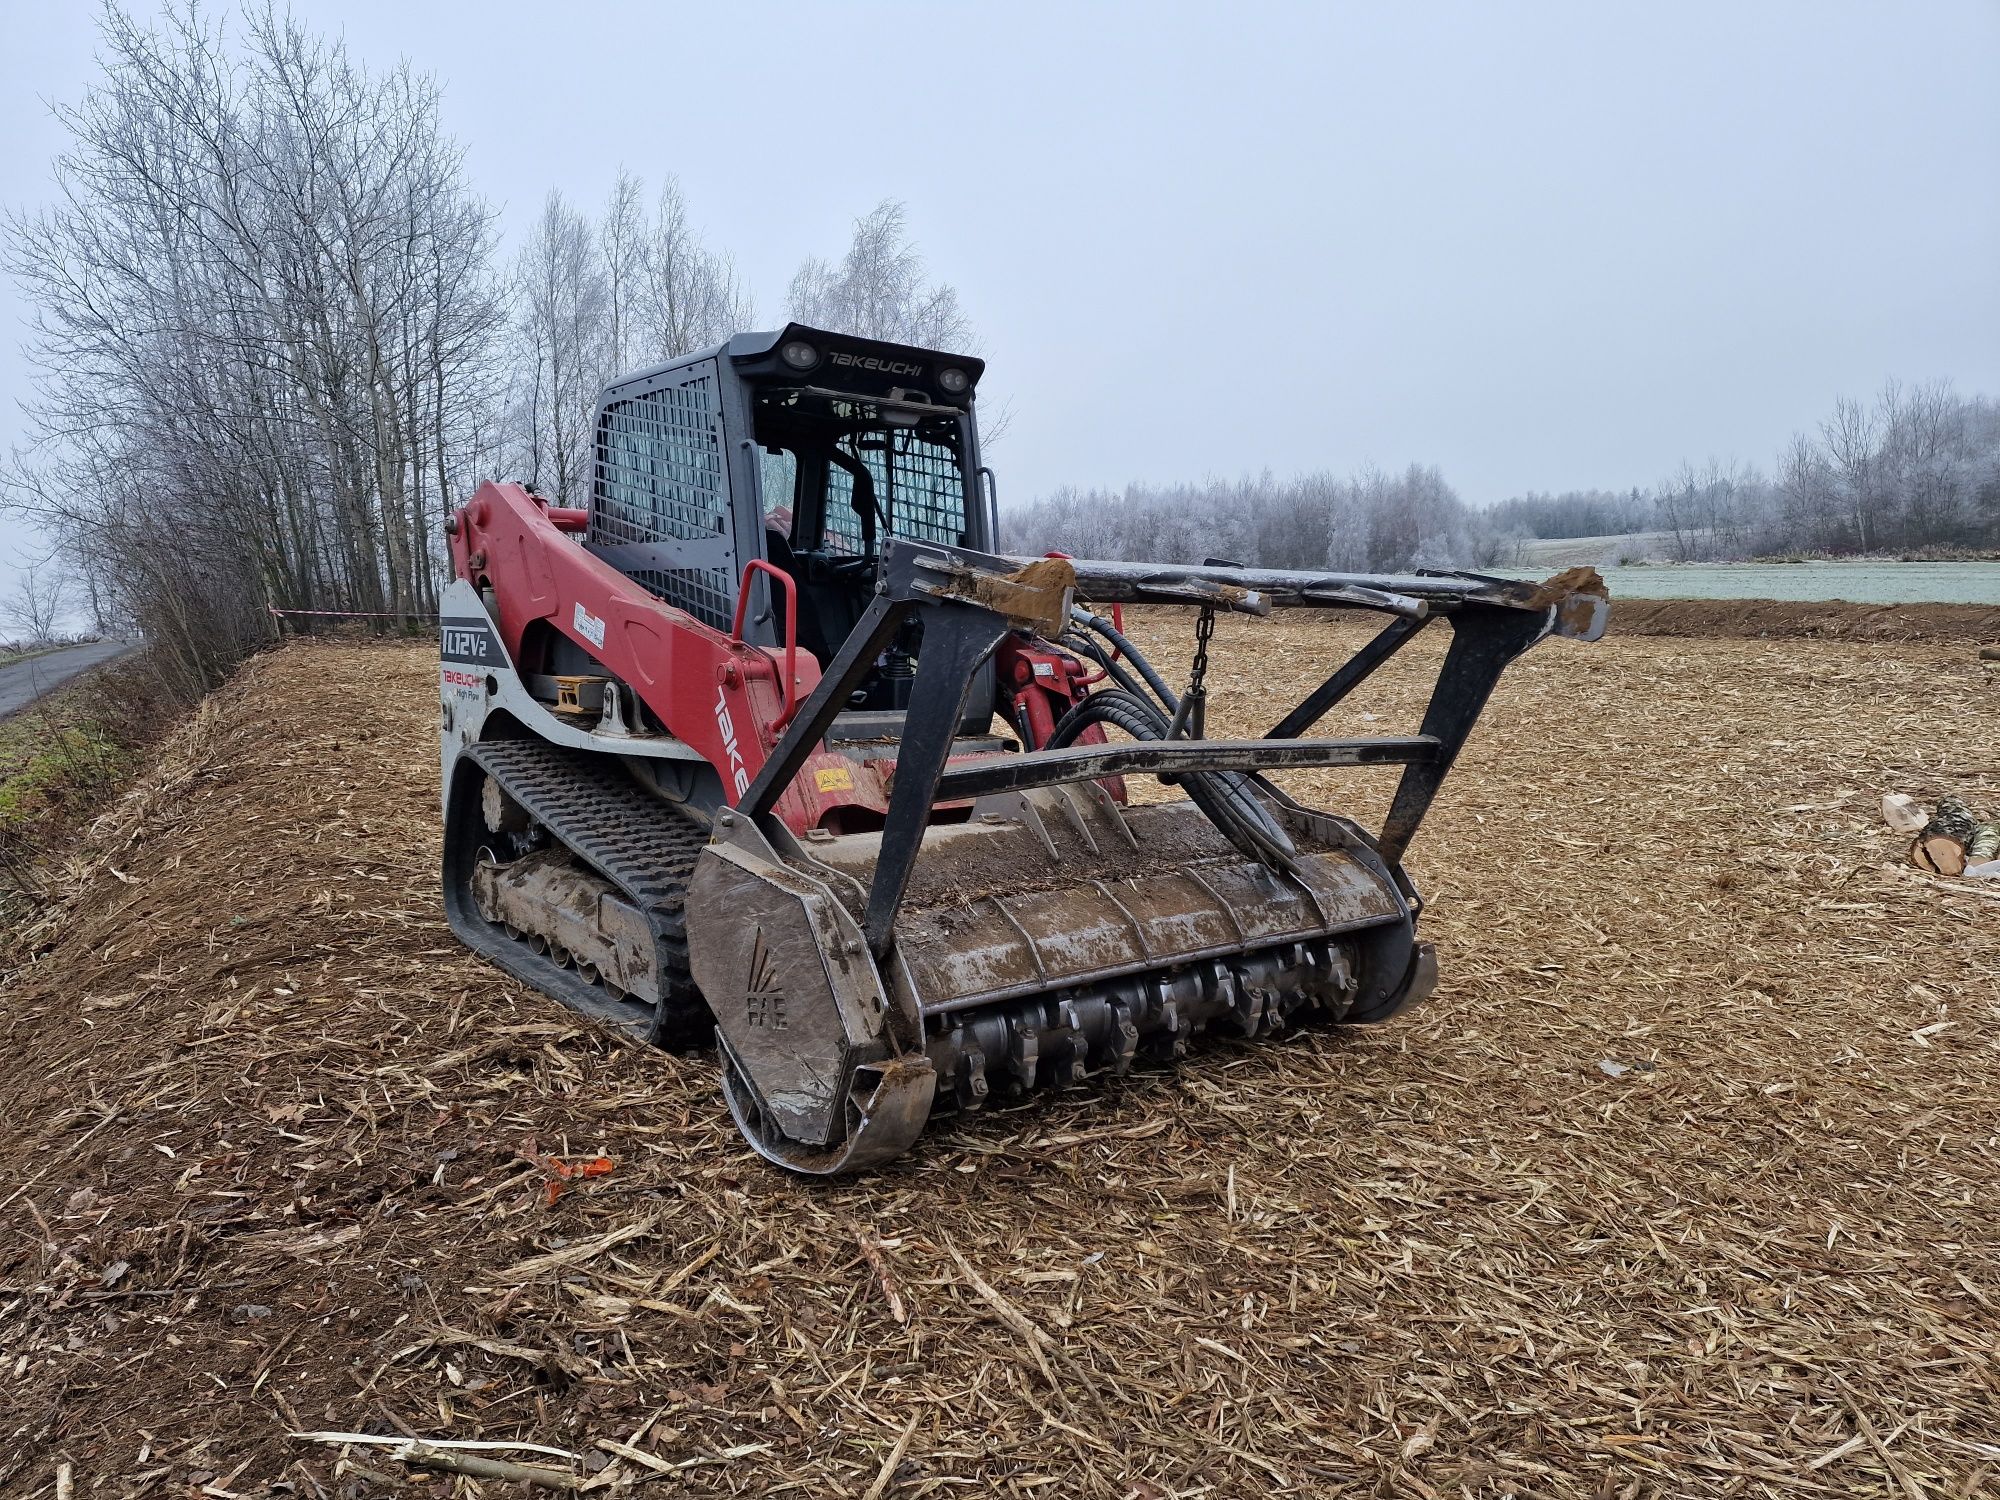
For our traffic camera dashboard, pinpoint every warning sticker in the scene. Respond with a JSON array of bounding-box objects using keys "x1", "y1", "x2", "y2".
[{"x1": 814, "y1": 765, "x2": 856, "y2": 794}]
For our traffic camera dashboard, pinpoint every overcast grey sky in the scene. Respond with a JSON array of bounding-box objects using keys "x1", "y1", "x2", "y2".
[{"x1": 4, "y1": 1, "x2": 1997, "y2": 596}]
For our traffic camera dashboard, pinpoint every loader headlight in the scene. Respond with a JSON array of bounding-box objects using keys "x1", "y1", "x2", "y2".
[
  {"x1": 779, "y1": 339, "x2": 819, "y2": 371},
  {"x1": 937, "y1": 366, "x2": 970, "y2": 394}
]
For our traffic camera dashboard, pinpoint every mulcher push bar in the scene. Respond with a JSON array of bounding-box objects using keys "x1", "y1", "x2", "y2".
[
  {"x1": 1035, "y1": 556, "x2": 1608, "y2": 622},
  {"x1": 741, "y1": 540, "x2": 1609, "y2": 959}
]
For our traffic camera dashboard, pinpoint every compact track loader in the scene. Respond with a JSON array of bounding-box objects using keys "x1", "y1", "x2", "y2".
[{"x1": 440, "y1": 325, "x2": 1607, "y2": 1173}]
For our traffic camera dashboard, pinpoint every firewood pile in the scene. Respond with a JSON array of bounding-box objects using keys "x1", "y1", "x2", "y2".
[{"x1": 1887, "y1": 791, "x2": 2000, "y2": 877}]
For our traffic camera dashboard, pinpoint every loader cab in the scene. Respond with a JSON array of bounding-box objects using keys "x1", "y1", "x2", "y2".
[{"x1": 587, "y1": 324, "x2": 994, "y2": 722}]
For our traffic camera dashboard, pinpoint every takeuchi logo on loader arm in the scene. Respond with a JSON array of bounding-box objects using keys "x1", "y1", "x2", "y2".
[{"x1": 715, "y1": 686, "x2": 751, "y2": 798}]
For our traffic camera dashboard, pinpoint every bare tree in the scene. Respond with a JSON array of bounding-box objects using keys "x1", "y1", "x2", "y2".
[
  {"x1": 502, "y1": 174, "x2": 753, "y2": 502},
  {"x1": 508, "y1": 191, "x2": 610, "y2": 505},
  {"x1": 636, "y1": 176, "x2": 753, "y2": 360},
  {"x1": 1653, "y1": 460, "x2": 1763, "y2": 560},
  {"x1": 600, "y1": 170, "x2": 645, "y2": 377},
  {"x1": 1, "y1": 565, "x2": 70, "y2": 646},
  {"x1": 1775, "y1": 434, "x2": 1840, "y2": 552},
  {"x1": 1821, "y1": 396, "x2": 1880, "y2": 552},
  {"x1": 788, "y1": 201, "x2": 974, "y2": 349},
  {"x1": 1880, "y1": 378, "x2": 1972, "y2": 548},
  {"x1": 3, "y1": 2, "x2": 501, "y2": 695}
]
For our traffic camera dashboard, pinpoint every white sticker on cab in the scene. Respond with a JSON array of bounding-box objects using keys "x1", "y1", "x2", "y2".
[{"x1": 573, "y1": 601, "x2": 607, "y2": 648}]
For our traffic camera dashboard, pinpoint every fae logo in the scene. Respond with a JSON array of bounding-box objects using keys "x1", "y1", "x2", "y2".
[
  {"x1": 714, "y1": 687, "x2": 752, "y2": 799},
  {"x1": 743, "y1": 929, "x2": 787, "y2": 1030}
]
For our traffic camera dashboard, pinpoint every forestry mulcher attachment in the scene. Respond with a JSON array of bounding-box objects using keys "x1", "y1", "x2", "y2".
[{"x1": 439, "y1": 325, "x2": 1607, "y2": 1174}]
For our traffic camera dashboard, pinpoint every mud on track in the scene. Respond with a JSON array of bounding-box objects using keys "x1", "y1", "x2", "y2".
[{"x1": 1, "y1": 624, "x2": 1996, "y2": 1497}]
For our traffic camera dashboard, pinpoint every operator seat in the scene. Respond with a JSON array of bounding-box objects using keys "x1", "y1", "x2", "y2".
[
  {"x1": 762, "y1": 525, "x2": 799, "y2": 648},
  {"x1": 758, "y1": 525, "x2": 1000, "y2": 736}
]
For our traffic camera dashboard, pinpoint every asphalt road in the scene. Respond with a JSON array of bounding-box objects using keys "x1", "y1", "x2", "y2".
[{"x1": 0, "y1": 639, "x2": 136, "y2": 720}]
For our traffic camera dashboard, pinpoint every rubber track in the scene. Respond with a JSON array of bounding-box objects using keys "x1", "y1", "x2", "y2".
[{"x1": 468, "y1": 739, "x2": 712, "y2": 1046}]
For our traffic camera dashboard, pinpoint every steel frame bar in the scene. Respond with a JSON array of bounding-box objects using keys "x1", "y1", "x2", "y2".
[
  {"x1": 859, "y1": 601, "x2": 1015, "y2": 957},
  {"x1": 1375, "y1": 603, "x2": 1553, "y2": 863},
  {"x1": 1267, "y1": 614, "x2": 1429, "y2": 740},
  {"x1": 935, "y1": 735, "x2": 1438, "y2": 801},
  {"x1": 739, "y1": 593, "x2": 906, "y2": 820},
  {"x1": 1039, "y1": 556, "x2": 1570, "y2": 614}
]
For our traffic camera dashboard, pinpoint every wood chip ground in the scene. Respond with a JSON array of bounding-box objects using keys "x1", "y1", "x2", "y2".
[{"x1": 1, "y1": 617, "x2": 1995, "y2": 1497}]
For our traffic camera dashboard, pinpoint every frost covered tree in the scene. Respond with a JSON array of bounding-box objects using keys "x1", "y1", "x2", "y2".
[
  {"x1": 787, "y1": 201, "x2": 974, "y2": 350},
  {"x1": 1000, "y1": 466, "x2": 1496, "y2": 571},
  {"x1": 3, "y1": 2, "x2": 503, "y2": 695},
  {"x1": 1493, "y1": 379, "x2": 1999, "y2": 558},
  {"x1": 503, "y1": 174, "x2": 751, "y2": 502},
  {"x1": 635, "y1": 177, "x2": 754, "y2": 361},
  {"x1": 509, "y1": 192, "x2": 611, "y2": 505}
]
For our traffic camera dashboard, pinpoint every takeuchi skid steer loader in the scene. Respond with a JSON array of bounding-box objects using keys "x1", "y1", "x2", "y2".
[{"x1": 439, "y1": 324, "x2": 1607, "y2": 1174}]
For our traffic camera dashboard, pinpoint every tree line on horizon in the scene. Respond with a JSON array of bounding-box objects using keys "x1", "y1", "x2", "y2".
[
  {"x1": 1488, "y1": 381, "x2": 2000, "y2": 562},
  {"x1": 999, "y1": 466, "x2": 1497, "y2": 574},
  {"x1": 1003, "y1": 382, "x2": 2000, "y2": 573}
]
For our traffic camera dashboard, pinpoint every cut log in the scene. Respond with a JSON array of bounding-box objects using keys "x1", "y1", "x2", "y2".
[
  {"x1": 1969, "y1": 823, "x2": 2000, "y2": 866},
  {"x1": 1912, "y1": 833, "x2": 1968, "y2": 877}
]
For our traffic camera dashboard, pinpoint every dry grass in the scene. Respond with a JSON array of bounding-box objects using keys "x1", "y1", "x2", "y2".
[
  {"x1": 0, "y1": 617, "x2": 1996, "y2": 1498},
  {"x1": 0, "y1": 657, "x2": 175, "y2": 934}
]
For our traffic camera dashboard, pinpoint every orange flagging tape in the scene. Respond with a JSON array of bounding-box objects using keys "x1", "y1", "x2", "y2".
[{"x1": 268, "y1": 606, "x2": 439, "y2": 619}]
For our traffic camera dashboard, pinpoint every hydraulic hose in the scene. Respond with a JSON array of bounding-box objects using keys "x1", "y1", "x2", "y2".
[{"x1": 1069, "y1": 609, "x2": 1180, "y2": 716}]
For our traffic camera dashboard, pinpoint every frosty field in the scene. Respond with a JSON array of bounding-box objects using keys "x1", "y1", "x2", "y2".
[{"x1": 1489, "y1": 558, "x2": 2000, "y2": 604}]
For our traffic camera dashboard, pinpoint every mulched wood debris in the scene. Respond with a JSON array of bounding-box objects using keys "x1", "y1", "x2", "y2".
[{"x1": 0, "y1": 619, "x2": 1995, "y2": 1498}]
